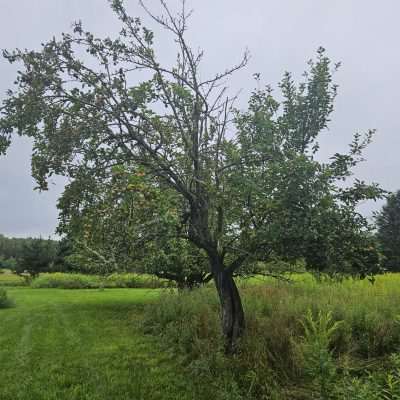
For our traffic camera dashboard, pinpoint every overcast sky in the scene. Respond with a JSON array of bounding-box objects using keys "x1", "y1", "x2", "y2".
[{"x1": 1, "y1": 0, "x2": 399, "y2": 238}]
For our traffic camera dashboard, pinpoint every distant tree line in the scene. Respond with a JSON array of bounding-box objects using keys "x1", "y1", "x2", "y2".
[
  {"x1": 0, "y1": 234, "x2": 38, "y2": 270},
  {"x1": 0, "y1": 235, "x2": 72, "y2": 276}
]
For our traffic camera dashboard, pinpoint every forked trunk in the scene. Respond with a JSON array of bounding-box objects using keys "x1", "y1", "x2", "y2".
[{"x1": 214, "y1": 269, "x2": 245, "y2": 353}]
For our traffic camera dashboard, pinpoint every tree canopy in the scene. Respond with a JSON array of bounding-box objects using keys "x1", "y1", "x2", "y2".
[
  {"x1": 57, "y1": 167, "x2": 211, "y2": 287},
  {"x1": 0, "y1": 234, "x2": 58, "y2": 271},
  {"x1": 14, "y1": 237, "x2": 56, "y2": 278}
]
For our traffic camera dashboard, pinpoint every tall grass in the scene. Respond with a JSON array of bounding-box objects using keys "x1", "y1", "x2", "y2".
[{"x1": 142, "y1": 273, "x2": 400, "y2": 399}]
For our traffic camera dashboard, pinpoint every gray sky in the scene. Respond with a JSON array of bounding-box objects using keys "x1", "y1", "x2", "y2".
[{"x1": 1, "y1": 0, "x2": 399, "y2": 238}]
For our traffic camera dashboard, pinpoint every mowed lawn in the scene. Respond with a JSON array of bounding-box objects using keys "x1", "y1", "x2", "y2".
[{"x1": 0, "y1": 288, "x2": 192, "y2": 400}]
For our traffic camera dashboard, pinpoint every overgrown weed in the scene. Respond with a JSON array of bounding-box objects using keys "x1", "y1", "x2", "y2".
[{"x1": 143, "y1": 273, "x2": 400, "y2": 399}]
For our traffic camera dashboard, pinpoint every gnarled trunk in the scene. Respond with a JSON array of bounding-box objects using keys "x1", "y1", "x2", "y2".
[{"x1": 214, "y1": 269, "x2": 245, "y2": 353}]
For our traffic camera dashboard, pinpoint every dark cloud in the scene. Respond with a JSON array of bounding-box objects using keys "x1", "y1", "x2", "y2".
[{"x1": 1, "y1": 0, "x2": 398, "y2": 237}]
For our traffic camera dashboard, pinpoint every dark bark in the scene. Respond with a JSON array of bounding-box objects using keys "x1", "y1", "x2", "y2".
[
  {"x1": 189, "y1": 201, "x2": 246, "y2": 352},
  {"x1": 214, "y1": 267, "x2": 245, "y2": 353}
]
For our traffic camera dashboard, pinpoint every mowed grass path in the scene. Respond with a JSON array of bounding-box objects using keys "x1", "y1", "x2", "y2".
[{"x1": 0, "y1": 288, "x2": 192, "y2": 400}]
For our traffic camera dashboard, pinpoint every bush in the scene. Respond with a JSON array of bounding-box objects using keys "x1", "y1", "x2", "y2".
[
  {"x1": 0, "y1": 288, "x2": 13, "y2": 308},
  {"x1": 0, "y1": 272, "x2": 26, "y2": 287},
  {"x1": 31, "y1": 272, "x2": 99, "y2": 289},
  {"x1": 31, "y1": 272, "x2": 173, "y2": 289},
  {"x1": 105, "y1": 273, "x2": 172, "y2": 289}
]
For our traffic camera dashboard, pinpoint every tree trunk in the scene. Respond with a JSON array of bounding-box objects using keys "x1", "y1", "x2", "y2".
[{"x1": 214, "y1": 269, "x2": 245, "y2": 353}]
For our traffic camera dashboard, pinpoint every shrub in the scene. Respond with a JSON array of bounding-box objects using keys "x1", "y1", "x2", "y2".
[
  {"x1": 31, "y1": 272, "x2": 99, "y2": 289},
  {"x1": 0, "y1": 288, "x2": 13, "y2": 308},
  {"x1": 0, "y1": 272, "x2": 26, "y2": 287},
  {"x1": 105, "y1": 273, "x2": 172, "y2": 289},
  {"x1": 31, "y1": 272, "x2": 173, "y2": 289}
]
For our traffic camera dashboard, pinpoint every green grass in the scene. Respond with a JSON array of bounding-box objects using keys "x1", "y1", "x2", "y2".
[
  {"x1": 3, "y1": 274, "x2": 400, "y2": 399},
  {"x1": 0, "y1": 287, "x2": 204, "y2": 400}
]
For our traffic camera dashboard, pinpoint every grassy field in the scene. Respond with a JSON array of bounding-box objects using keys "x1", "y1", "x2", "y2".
[
  {"x1": 0, "y1": 288, "x2": 206, "y2": 400},
  {"x1": 2, "y1": 274, "x2": 400, "y2": 399}
]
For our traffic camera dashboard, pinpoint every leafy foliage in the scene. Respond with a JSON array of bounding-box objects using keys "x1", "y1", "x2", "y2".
[
  {"x1": 234, "y1": 81, "x2": 384, "y2": 276},
  {"x1": 30, "y1": 272, "x2": 171, "y2": 289},
  {"x1": 15, "y1": 237, "x2": 56, "y2": 278},
  {"x1": 52, "y1": 237, "x2": 75, "y2": 272},
  {"x1": 0, "y1": 234, "x2": 62, "y2": 272},
  {"x1": 0, "y1": 234, "x2": 30, "y2": 270},
  {"x1": 57, "y1": 166, "x2": 211, "y2": 287}
]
